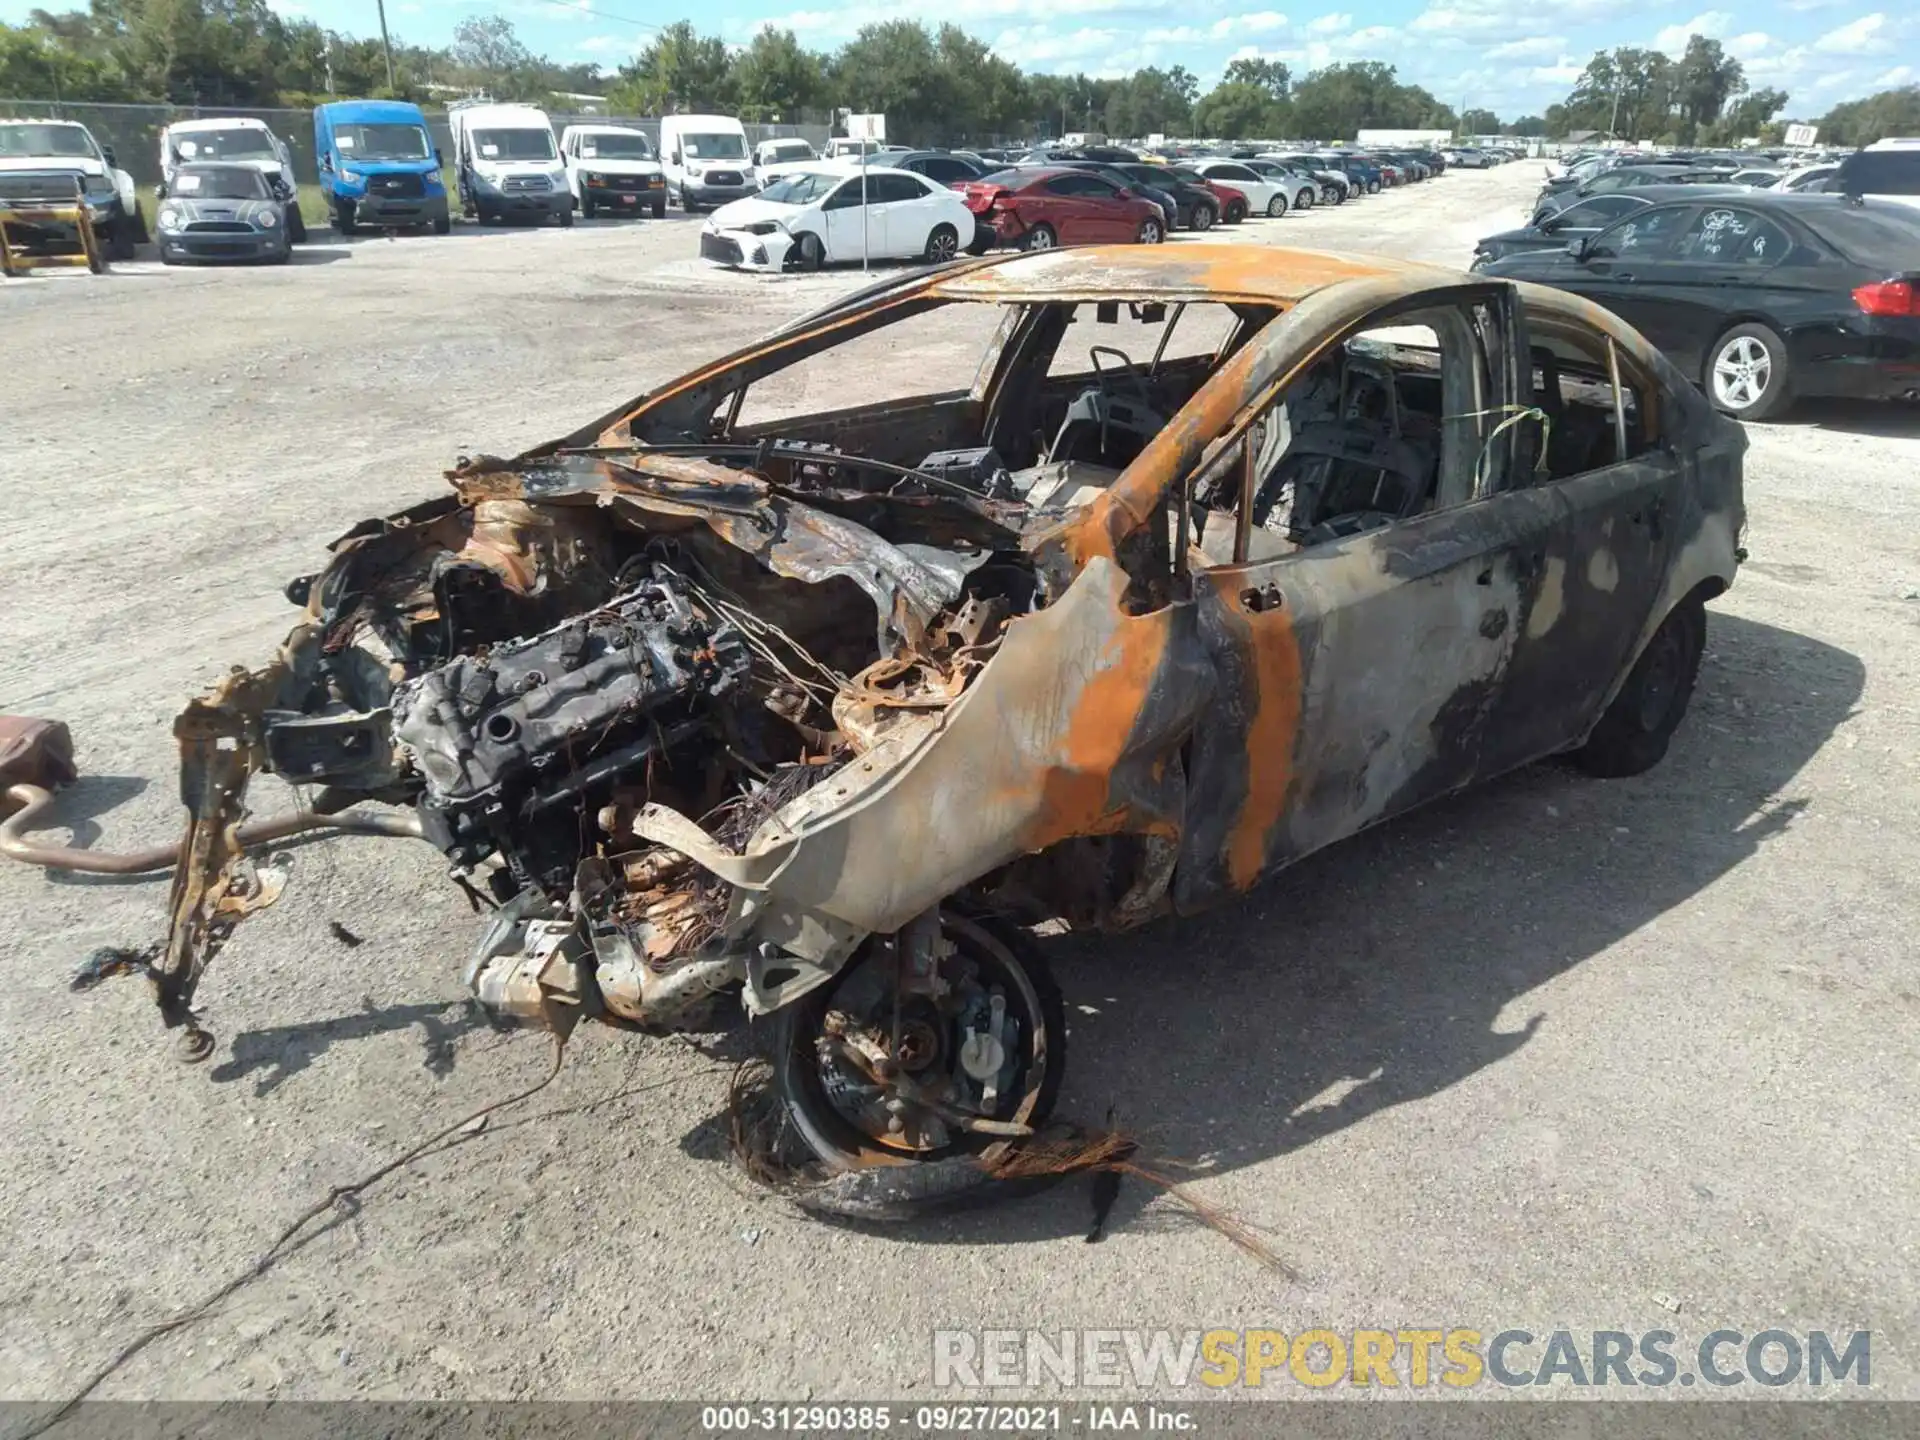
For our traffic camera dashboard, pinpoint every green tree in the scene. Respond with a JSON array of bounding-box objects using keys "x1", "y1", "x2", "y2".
[
  {"x1": 732, "y1": 26, "x2": 821, "y2": 122},
  {"x1": 1818, "y1": 85, "x2": 1920, "y2": 146},
  {"x1": 1509, "y1": 114, "x2": 1547, "y2": 137},
  {"x1": 1289, "y1": 62, "x2": 1447, "y2": 139},
  {"x1": 1221, "y1": 56, "x2": 1289, "y2": 101},
  {"x1": 609, "y1": 20, "x2": 733, "y2": 115},
  {"x1": 1192, "y1": 81, "x2": 1279, "y2": 139},
  {"x1": 1459, "y1": 107, "x2": 1500, "y2": 135},
  {"x1": 1675, "y1": 34, "x2": 1743, "y2": 137},
  {"x1": 830, "y1": 20, "x2": 947, "y2": 142}
]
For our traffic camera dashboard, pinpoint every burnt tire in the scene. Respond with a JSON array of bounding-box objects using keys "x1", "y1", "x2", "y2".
[
  {"x1": 1572, "y1": 597, "x2": 1706, "y2": 778},
  {"x1": 773, "y1": 910, "x2": 1066, "y2": 1198},
  {"x1": 1705, "y1": 321, "x2": 1792, "y2": 422}
]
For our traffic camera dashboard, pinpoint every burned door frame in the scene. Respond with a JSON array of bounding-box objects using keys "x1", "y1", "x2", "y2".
[
  {"x1": 1169, "y1": 281, "x2": 1550, "y2": 911},
  {"x1": 1473, "y1": 309, "x2": 1685, "y2": 773}
]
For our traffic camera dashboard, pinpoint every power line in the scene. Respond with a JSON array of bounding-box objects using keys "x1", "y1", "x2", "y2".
[{"x1": 537, "y1": 0, "x2": 667, "y2": 34}]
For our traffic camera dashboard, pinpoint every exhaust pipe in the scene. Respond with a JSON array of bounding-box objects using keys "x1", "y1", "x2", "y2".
[{"x1": 1, "y1": 782, "x2": 425, "y2": 877}]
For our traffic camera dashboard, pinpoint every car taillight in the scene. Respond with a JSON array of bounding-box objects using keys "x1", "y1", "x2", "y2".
[{"x1": 1853, "y1": 279, "x2": 1920, "y2": 316}]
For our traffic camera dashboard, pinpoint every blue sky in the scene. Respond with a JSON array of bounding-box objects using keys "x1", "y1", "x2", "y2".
[{"x1": 9, "y1": 0, "x2": 1913, "y2": 119}]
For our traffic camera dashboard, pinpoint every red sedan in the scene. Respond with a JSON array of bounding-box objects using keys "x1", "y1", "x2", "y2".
[{"x1": 961, "y1": 166, "x2": 1166, "y2": 251}]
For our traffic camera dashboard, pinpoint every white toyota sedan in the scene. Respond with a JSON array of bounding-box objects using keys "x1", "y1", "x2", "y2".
[
  {"x1": 1186, "y1": 158, "x2": 1300, "y2": 218},
  {"x1": 700, "y1": 166, "x2": 975, "y2": 272}
]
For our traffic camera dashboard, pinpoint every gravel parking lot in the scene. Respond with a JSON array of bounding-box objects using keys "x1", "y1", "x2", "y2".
[{"x1": 3, "y1": 163, "x2": 1918, "y2": 1404}]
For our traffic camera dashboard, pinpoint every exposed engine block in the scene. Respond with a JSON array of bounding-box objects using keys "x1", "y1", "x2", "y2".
[{"x1": 390, "y1": 568, "x2": 751, "y2": 891}]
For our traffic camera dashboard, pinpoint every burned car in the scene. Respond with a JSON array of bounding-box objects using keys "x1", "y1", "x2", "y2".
[{"x1": 12, "y1": 246, "x2": 1744, "y2": 1210}]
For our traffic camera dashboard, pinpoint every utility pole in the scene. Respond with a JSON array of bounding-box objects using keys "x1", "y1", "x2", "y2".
[
  {"x1": 1607, "y1": 73, "x2": 1624, "y2": 141},
  {"x1": 375, "y1": 0, "x2": 398, "y2": 94}
]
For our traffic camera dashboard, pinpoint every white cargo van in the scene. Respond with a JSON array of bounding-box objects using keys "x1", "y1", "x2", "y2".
[
  {"x1": 158, "y1": 116, "x2": 304, "y2": 241},
  {"x1": 447, "y1": 100, "x2": 571, "y2": 226},
  {"x1": 658, "y1": 114, "x2": 755, "y2": 213},
  {"x1": 560, "y1": 123, "x2": 665, "y2": 218}
]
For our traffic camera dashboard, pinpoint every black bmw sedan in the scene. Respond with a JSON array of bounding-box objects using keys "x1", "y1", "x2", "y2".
[
  {"x1": 1479, "y1": 192, "x2": 1920, "y2": 420},
  {"x1": 1474, "y1": 186, "x2": 1751, "y2": 268}
]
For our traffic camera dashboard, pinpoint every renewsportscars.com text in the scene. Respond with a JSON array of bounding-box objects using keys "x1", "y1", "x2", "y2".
[{"x1": 933, "y1": 1328, "x2": 1871, "y2": 1391}]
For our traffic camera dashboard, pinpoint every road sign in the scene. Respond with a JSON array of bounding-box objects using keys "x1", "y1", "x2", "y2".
[
  {"x1": 1785, "y1": 123, "x2": 1819, "y2": 148},
  {"x1": 846, "y1": 113, "x2": 887, "y2": 143}
]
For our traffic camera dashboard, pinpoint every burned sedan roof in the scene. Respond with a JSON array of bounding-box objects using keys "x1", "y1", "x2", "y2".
[{"x1": 920, "y1": 243, "x2": 1444, "y2": 306}]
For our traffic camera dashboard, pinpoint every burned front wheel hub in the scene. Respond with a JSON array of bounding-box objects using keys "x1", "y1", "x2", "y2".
[{"x1": 775, "y1": 912, "x2": 1063, "y2": 1167}]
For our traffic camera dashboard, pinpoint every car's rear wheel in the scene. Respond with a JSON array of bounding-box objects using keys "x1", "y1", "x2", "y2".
[
  {"x1": 1572, "y1": 597, "x2": 1706, "y2": 778},
  {"x1": 1022, "y1": 222, "x2": 1057, "y2": 251},
  {"x1": 1296, "y1": 188, "x2": 1313, "y2": 210},
  {"x1": 1191, "y1": 202, "x2": 1215, "y2": 231},
  {"x1": 1706, "y1": 322, "x2": 1792, "y2": 421},
  {"x1": 924, "y1": 222, "x2": 959, "y2": 263},
  {"x1": 1265, "y1": 193, "x2": 1288, "y2": 218},
  {"x1": 1136, "y1": 217, "x2": 1163, "y2": 244}
]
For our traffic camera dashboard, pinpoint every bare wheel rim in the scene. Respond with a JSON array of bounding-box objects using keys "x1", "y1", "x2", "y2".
[{"x1": 1713, "y1": 334, "x2": 1773, "y2": 409}]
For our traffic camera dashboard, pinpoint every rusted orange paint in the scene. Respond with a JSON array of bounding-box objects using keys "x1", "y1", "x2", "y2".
[
  {"x1": 1212, "y1": 575, "x2": 1304, "y2": 892},
  {"x1": 1017, "y1": 608, "x2": 1178, "y2": 853},
  {"x1": 927, "y1": 244, "x2": 1421, "y2": 307}
]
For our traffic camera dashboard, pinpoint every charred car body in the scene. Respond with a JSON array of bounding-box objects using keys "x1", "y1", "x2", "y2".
[{"x1": 53, "y1": 246, "x2": 1745, "y2": 1211}]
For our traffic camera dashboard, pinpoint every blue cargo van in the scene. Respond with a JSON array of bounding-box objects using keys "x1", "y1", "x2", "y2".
[{"x1": 313, "y1": 100, "x2": 450, "y2": 234}]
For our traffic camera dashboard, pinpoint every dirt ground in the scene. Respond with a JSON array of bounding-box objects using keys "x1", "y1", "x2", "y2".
[{"x1": 2, "y1": 164, "x2": 1918, "y2": 1404}]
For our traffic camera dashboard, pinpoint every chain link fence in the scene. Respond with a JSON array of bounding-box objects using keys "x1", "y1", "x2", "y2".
[{"x1": 1, "y1": 100, "x2": 830, "y2": 190}]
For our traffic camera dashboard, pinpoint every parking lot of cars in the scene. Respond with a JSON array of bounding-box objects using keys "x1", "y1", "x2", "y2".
[{"x1": 2, "y1": 156, "x2": 1918, "y2": 1405}]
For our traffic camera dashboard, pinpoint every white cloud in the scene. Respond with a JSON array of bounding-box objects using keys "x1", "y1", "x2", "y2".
[
  {"x1": 1725, "y1": 31, "x2": 1772, "y2": 60},
  {"x1": 575, "y1": 34, "x2": 630, "y2": 54},
  {"x1": 1653, "y1": 11, "x2": 1731, "y2": 55},
  {"x1": 1411, "y1": 0, "x2": 1624, "y2": 41},
  {"x1": 1304, "y1": 11, "x2": 1351, "y2": 35},
  {"x1": 1485, "y1": 34, "x2": 1564, "y2": 61},
  {"x1": 1526, "y1": 58, "x2": 1583, "y2": 87},
  {"x1": 1813, "y1": 13, "x2": 1887, "y2": 55}
]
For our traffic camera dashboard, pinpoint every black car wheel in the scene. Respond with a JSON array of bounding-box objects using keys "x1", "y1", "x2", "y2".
[
  {"x1": 1191, "y1": 202, "x2": 1216, "y2": 231},
  {"x1": 335, "y1": 200, "x2": 357, "y2": 236},
  {"x1": 288, "y1": 205, "x2": 307, "y2": 244},
  {"x1": 773, "y1": 910, "x2": 1065, "y2": 1181},
  {"x1": 581, "y1": 192, "x2": 596, "y2": 219},
  {"x1": 1225, "y1": 198, "x2": 1247, "y2": 223},
  {"x1": 1572, "y1": 597, "x2": 1706, "y2": 778},
  {"x1": 1706, "y1": 322, "x2": 1792, "y2": 421},
  {"x1": 105, "y1": 213, "x2": 137, "y2": 262},
  {"x1": 1367, "y1": 179, "x2": 1381, "y2": 195},
  {"x1": 924, "y1": 222, "x2": 959, "y2": 262}
]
